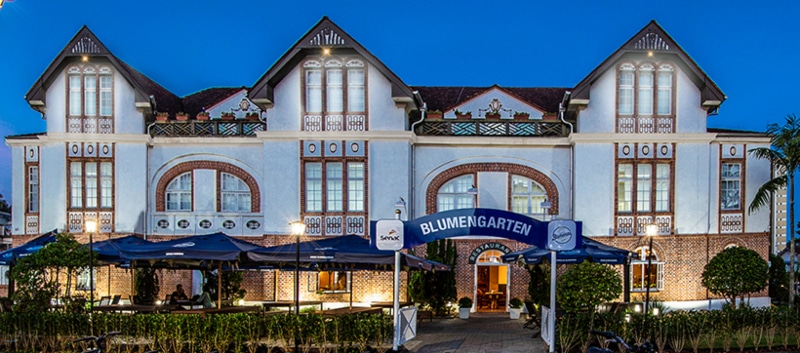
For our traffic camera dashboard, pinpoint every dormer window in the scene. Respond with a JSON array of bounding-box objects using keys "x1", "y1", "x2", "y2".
[{"x1": 303, "y1": 57, "x2": 366, "y2": 131}]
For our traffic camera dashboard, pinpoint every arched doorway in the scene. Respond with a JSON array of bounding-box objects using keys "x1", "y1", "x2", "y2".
[{"x1": 474, "y1": 249, "x2": 509, "y2": 312}]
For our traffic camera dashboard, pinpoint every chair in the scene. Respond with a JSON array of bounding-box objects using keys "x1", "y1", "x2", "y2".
[
  {"x1": 111, "y1": 295, "x2": 121, "y2": 304},
  {"x1": 523, "y1": 300, "x2": 541, "y2": 338},
  {"x1": 98, "y1": 296, "x2": 111, "y2": 306}
]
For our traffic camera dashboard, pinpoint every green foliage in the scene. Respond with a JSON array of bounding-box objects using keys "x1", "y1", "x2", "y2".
[
  {"x1": 527, "y1": 264, "x2": 550, "y2": 307},
  {"x1": 204, "y1": 270, "x2": 247, "y2": 302},
  {"x1": 458, "y1": 296, "x2": 472, "y2": 308},
  {"x1": 509, "y1": 297, "x2": 523, "y2": 309},
  {"x1": 134, "y1": 268, "x2": 160, "y2": 304},
  {"x1": 701, "y1": 246, "x2": 769, "y2": 307},
  {"x1": 769, "y1": 252, "x2": 790, "y2": 304},
  {"x1": 556, "y1": 261, "x2": 622, "y2": 313},
  {"x1": 9, "y1": 232, "x2": 91, "y2": 312},
  {"x1": 407, "y1": 239, "x2": 457, "y2": 316}
]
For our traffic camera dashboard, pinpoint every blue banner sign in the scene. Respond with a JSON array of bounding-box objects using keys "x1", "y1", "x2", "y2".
[{"x1": 370, "y1": 208, "x2": 581, "y2": 249}]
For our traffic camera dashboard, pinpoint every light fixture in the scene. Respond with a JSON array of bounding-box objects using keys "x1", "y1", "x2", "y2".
[
  {"x1": 289, "y1": 220, "x2": 306, "y2": 353},
  {"x1": 85, "y1": 220, "x2": 97, "y2": 311},
  {"x1": 82, "y1": 55, "x2": 89, "y2": 62},
  {"x1": 644, "y1": 223, "x2": 658, "y2": 319},
  {"x1": 322, "y1": 47, "x2": 331, "y2": 56},
  {"x1": 647, "y1": 50, "x2": 654, "y2": 57},
  {"x1": 466, "y1": 185, "x2": 478, "y2": 195}
]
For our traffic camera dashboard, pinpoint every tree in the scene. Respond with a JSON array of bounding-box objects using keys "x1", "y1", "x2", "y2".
[
  {"x1": 749, "y1": 114, "x2": 800, "y2": 306},
  {"x1": 134, "y1": 267, "x2": 160, "y2": 304},
  {"x1": 701, "y1": 246, "x2": 769, "y2": 307},
  {"x1": 556, "y1": 262, "x2": 622, "y2": 313},
  {"x1": 527, "y1": 263, "x2": 550, "y2": 308},
  {"x1": 768, "y1": 253, "x2": 790, "y2": 304},
  {"x1": 407, "y1": 239, "x2": 457, "y2": 316}
]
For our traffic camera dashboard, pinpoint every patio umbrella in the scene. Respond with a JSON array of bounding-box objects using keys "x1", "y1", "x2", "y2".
[
  {"x1": 247, "y1": 234, "x2": 450, "y2": 271},
  {"x1": 0, "y1": 229, "x2": 58, "y2": 265},
  {"x1": 501, "y1": 236, "x2": 631, "y2": 265},
  {"x1": 90, "y1": 234, "x2": 153, "y2": 265}
]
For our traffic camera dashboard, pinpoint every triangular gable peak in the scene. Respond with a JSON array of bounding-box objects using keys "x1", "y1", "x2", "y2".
[
  {"x1": 441, "y1": 86, "x2": 547, "y2": 120},
  {"x1": 203, "y1": 89, "x2": 264, "y2": 121},
  {"x1": 570, "y1": 20, "x2": 725, "y2": 113},
  {"x1": 26, "y1": 25, "x2": 179, "y2": 115},
  {"x1": 249, "y1": 16, "x2": 418, "y2": 109}
]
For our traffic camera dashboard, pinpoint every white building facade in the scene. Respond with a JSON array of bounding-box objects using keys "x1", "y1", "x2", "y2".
[{"x1": 4, "y1": 18, "x2": 773, "y2": 307}]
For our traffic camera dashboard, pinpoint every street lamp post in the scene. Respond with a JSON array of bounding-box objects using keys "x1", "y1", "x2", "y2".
[
  {"x1": 85, "y1": 220, "x2": 97, "y2": 311},
  {"x1": 644, "y1": 224, "x2": 658, "y2": 317},
  {"x1": 290, "y1": 221, "x2": 306, "y2": 353}
]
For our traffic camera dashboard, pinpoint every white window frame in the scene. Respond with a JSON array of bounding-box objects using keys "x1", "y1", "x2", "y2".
[
  {"x1": 511, "y1": 175, "x2": 547, "y2": 219},
  {"x1": 721, "y1": 162, "x2": 742, "y2": 211},
  {"x1": 617, "y1": 160, "x2": 671, "y2": 214},
  {"x1": 630, "y1": 246, "x2": 664, "y2": 291},
  {"x1": 76, "y1": 268, "x2": 96, "y2": 291},
  {"x1": 28, "y1": 165, "x2": 39, "y2": 213},
  {"x1": 347, "y1": 162, "x2": 365, "y2": 212},
  {"x1": 437, "y1": 175, "x2": 475, "y2": 212},
  {"x1": 220, "y1": 173, "x2": 251, "y2": 213},
  {"x1": 305, "y1": 163, "x2": 323, "y2": 212},
  {"x1": 166, "y1": 172, "x2": 193, "y2": 211}
]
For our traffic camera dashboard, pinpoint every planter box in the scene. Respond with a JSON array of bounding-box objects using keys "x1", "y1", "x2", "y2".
[
  {"x1": 509, "y1": 307, "x2": 522, "y2": 319},
  {"x1": 459, "y1": 307, "x2": 470, "y2": 319}
]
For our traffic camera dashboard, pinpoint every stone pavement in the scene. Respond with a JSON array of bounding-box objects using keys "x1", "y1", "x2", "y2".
[{"x1": 401, "y1": 312, "x2": 550, "y2": 353}]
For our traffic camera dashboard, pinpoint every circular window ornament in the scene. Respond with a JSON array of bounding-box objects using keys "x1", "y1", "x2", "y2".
[
  {"x1": 157, "y1": 219, "x2": 170, "y2": 229},
  {"x1": 622, "y1": 145, "x2": 631, "y2": 156},
  {"x1": 660, "y1": 145, "x2": 669, "y2": 156},
  {"x1": 199, "y1": 219, "x2": 212, "y2": 229},
  {"x1": 308, "y1": 143, "x2": 317, "y2": 153},
  {"x1": 246, "y1": 220, "x2": 261, "y2": 230},
  {"x1": 223, "y1": 220, "x2": 236, "y2": 229},
  {"x1": 87, "y1": 144, "x2": 94, "y2": 155},
  {"x1": 177, "y1": 219, "x2": 190, "y2": 229},
  {"x1": 351, "y1": 142, "x2": 359, "y2": 153},
  {"x1": 329, "y1": 143, "x2": 338, "y2": 153},
  {"x1": 72, "y1": 144, "x2": 80, "y2": 154},
  {"x1": 28, "y1": 148, "x2": 35, "y2": 158},
  {"x1": 642, "y1": 145, "x2": 650, "y2": 155},
  {"x1": 102, "y1": 145, "x2": 110, "y2": 155},
  {"x1": 730, "y1": 146, "x2": 737, "y2": 156}
]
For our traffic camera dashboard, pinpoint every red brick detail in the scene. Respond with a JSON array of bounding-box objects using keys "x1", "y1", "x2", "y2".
[
  {"x1": 424, "y1": 163, "x2": 559, "y2": 214},
  {"x1": 155, "y1": 161, "x2": 261, "y2": 212}
]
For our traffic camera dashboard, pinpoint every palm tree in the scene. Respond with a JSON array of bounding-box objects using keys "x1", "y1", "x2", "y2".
[{"x1": 749, "y1": 114, "x2": 800, "y2": 307}]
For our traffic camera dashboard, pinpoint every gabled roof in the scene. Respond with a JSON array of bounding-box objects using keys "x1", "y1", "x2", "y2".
[
  {"x1": 570, "y1": 20, "x2": 725, "y2": 113},
  {"x1": 181, "y1": 87, "x2": 246, "y2": 117},
  {"x1": 412, "y1": 86, "x2": 568, "y2": 114},
  {"x1": 249, "y1": 16, "x2": 419, "y2": 109},
  {"x1": 25, "y1": 25, "x2": 181, "y2": 115}
]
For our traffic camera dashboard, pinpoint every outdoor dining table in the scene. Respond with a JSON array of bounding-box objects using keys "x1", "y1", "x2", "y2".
[
  {"x1": 92, "y1": 304, "x2": 175, "y2": 314},
  {"x1": 369, "y1": 301, "x2": 414, "y2": 315},
  {"x1": 260, "y1": 300, "x2": 324, "y2": 312},
  {"x1": 316, "y1": 306, "x2": 383, "y2": 316},
  {"x1": 171, "y1": 305, "x2": 262, "y2": 316}
]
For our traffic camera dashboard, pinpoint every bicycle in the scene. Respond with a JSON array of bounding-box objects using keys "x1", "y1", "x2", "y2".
[
  {"x1": 588, "y1": 330, "x2": 655, "y2": 353},
  {"x1": 73, "y1": 331, "x2": 122, "y2": 353}
]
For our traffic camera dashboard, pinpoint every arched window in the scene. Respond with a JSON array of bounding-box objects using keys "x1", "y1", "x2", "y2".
[
  {"x1": 166, "y1": 172, "x2": 192, "y2": 211},
  {"x1": 437, "y1": 175, "x2": 475, "y2": 211},
  {"x1": 477, "y1": 250, "x2": 505, "y2": 264},
  {"x1": 511, "y1": 175, "x2": 548, "y2": 219},
  {"x1": 631, "y1": 246, "x2": 664, "y2": 291},
  {"x1": 221, "y1": 173, "x2": 251, "y2": 212}
]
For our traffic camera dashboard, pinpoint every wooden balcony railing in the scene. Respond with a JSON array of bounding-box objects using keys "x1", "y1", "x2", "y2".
[
  {"x1": 414, "y1": 119, "x2": 569, "y2": 137},
  {"x1": 149, "y1": 120, "x2": 266, "y2": 137}
]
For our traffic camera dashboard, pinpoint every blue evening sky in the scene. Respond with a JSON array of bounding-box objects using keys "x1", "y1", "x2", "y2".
[{"x1": 0, "y1": 0, "x2": 798, "y2": 206}]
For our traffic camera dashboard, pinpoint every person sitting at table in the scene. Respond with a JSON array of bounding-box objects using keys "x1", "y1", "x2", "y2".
[
  {"x1": 194, "y1": 285, "x2": 215, "y2": 308},
  {"x1": 170, "y1": 284, "x2": 188, "y2": 304}
]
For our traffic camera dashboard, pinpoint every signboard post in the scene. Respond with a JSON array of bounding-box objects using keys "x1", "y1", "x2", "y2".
[{"x1": 376, "y1": 219, "x2": 404, "y2": 351}]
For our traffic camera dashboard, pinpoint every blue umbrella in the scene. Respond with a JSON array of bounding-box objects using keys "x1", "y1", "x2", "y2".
[
  {"x1": 0, "y1": 229, "x2": 58, "y2": 265},
  {"x1": 501, "y1": 236, "x2": 630, "y2": 265},
  {"x1": 116, "y1": 232, "x2": 269, "y2": 269},
  {"x1": 90, "y1": 235, "x2": 153, "y2": 265}
]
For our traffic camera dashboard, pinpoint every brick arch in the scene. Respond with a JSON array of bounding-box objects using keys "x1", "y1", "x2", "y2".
[
  {"x1": 155, "y1": 161, "x2": 261, "y2": 212},
  {"x1": 425, "y1": 163, "x2": 559, "y2": 214}
]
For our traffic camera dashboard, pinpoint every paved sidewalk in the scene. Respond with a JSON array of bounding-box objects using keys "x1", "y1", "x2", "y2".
[{"x1": 402, "y1": 312, "x2": 550, "y2": 353}]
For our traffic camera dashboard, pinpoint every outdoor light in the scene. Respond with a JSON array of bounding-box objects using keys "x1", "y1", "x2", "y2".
[
  {"x1": 322, "y1": 47, "x2": 331, "y2": 56},
  {"x1": 289, "y1": 220, "x2": 306, "y2": 353},
  {"x1": 540, "y1": 199, "x2": 551, "y2": 221},
  {"x1": 644, "y1": 223, "x2": 658, "y2": 316},
  {"x1": 466, "y1": 185, "x2": 478, "y2": 195},
  {"x1": 82, "y1": 55, "x2": 89, "y2": 62},
  {"x1": 653, "y1": 308, "x2": 660, "y2": 316},
  {"x1": 85, "y1": 220, "x2": 97, "y2": 311},
  {"x1": 625, "y1": 313, "x2": 631, "y2": 322},
  {"x1": 634, "y1": 304, "x2": 641, "y2": 312}
]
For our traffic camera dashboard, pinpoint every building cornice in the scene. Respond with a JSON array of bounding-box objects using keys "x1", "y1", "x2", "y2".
[
  {"x1": 569, "y1": 133, "x2": 718, "y2": 144},
  {"x1": 6, "y1": 133, "x2": 150, "y2": 146},
  {"x1": 254, "y1": 130, "x2": 416, "y2": 142}
]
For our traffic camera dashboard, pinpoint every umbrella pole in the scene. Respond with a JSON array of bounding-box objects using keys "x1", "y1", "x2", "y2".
[
  {"x1": 217, "y1": 263, "x2": 222, "y2": 309},
  {"x1": 349, "y1": 266, "x2": 353, "y2": 309}
]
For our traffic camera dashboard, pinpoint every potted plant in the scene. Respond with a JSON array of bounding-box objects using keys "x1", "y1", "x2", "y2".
[
  {"x1": 458, "y1": 297, "x2": 472, "y2": 319},
  {"x1": 155, "y1": 112, "x2": 168, "y2": 122},
  {"x1": 513, "y1": 111, "x2": 530, "y2": 120},
  {"x1": 455, "y1": 109, "x2": 472, "y2": 119},
  {"x1": 427, "y1": 109, "x2": 443, "y2": 119},
  {"x1": 196, "y1": 111, "x2": 210, "y2": 120},
  {"x1": 509, "y1": 297, "x2": 523, "y2": 319},
  {"x1": 485, "y1": 111, "x2": 501, "y2": 119},
  {"x1": 220, "y1": 111, "x2": 235, "y2": 120},
  {"x1": 176, "y1": 112, "x2": 189, "y2": 121},
  {"x1": 245, "y1": 112, "x2": 260, "y2": 121}
]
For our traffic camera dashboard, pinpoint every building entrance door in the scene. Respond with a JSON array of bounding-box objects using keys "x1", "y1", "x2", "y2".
[{"x1": 474, "y1": 250, "x2": 508, "y2": 312}]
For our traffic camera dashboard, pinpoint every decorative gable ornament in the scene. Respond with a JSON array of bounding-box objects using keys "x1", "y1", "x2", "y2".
[
  {"x1": 70, "y1": 36, "x2": 104, "y2": 54},
  {"x1": 308, "y1": 27, "x2": 346, "y2": 46},
  {"x1": 633, "y1": 32, "x2": 669, "y2": 51}
]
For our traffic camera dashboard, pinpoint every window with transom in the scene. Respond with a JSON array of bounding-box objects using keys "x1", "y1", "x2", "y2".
[
  {"x1": 165, "y1": 172, "x2": 192, "y2": 211},
  {"x1": 67, "y1": 64, "x2": 114, "y2": 133},
  {"x1": 221, "y1": 173, "x2": 251, "y2": 212},
  {"x1": 617, "y1": 161, "x2": 672, "y2": 214},
  {"x1": 304, "y1": 161, "x2": 365, "y2": 213},
  {"x1": 437, "y1": 175, "x2": 475, "y2": 212},
  {"x1": 617, "y1": 62, "x2": 674, "y2": 133},
  {"x1": 511, "y1": 175, "x2": 548, "y2": 219},
  {"x1": 720, "y1": 163, "x2": 741, "y2": 211},
  {"x1": 303, "y1": 57, "x2": 366, "y2": 131},
  {"x1": 27, "y1": 165, "x2": 39, "y2": 213},
  {"x1": 631, "y1": 246, "x2": 663, "y2": 291},
  {"x1": 69, "y1": 160, "x2": 113, "y2": 210}
]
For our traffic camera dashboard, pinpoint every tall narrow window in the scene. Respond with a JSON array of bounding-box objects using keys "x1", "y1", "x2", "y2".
[
  {"x1": 69, "y1": 72, "x2": 82, "y2": 116},
  {"x1": 99, "y1": 71, "x2": 112, "y2": 116},
  {"x1": 348, "y1": 162, "x2": 365, "y2": 212},
  {"x1": 657, "y1": 65, "x2": 673, "y2": 115},
  {"x1": 70, "y1": 162, "x2": 83, "y2": 208},
  {"x1": 305, "y1": 163, "x2": 323, "y2": 212},
  {"x1": 617, "y1": 164, "x2": 633, "y2": 212},
  {"x1": 636, "y1": 164, "x2": 652, "y2": 212},
  {"x1": 437, "y1": 175, "x2": 475, "y2": 212},
  {"x1": 511, "y1": 175, "x2": 547, "y2": 218},
  {"x1": 28, "y1": 166, "x2": 39, "y2": 213},
  {"x1": 166, "y1": 172, "x2": 192, "y2": 211},
  {"x1": 85, "y1": 162, "x2": 98, "y2": 208},
  {"x1": 618, "y1": 64, "x2": 635, "y2": 115},
  {"x1": 306, "y1": 70, "x2": 322, "y2": 113},
  {"x1": 326, "y1": 70, "x2": 343, "y2": 113},
  {"x1": 638, "y1": 65, "x2": 654, "y2": 115},
  {"x1": 326, "y1": 163, "x2": 343, "y2": 212},
  {"x1": 100, "y1": 162, "x2": 112, "y2": 208},
  {"x1": 655, "y1": 164, "x2": 670, "y2": 212},
  {"x1": 721, "y1": 163, "x2": 741, "y2": 210},
  {"x1": 631, "y1": 246, "x2": 663, "y2": 291},
  {"x1": 221, "y1": 173, "x2": 251, "y2": 212},
  {"x1": 84, "y1": 74, "x2": 97, "y2": 117},
  {"x1": 347, "y1": 69, "x2": 365, "y2": 112}
]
